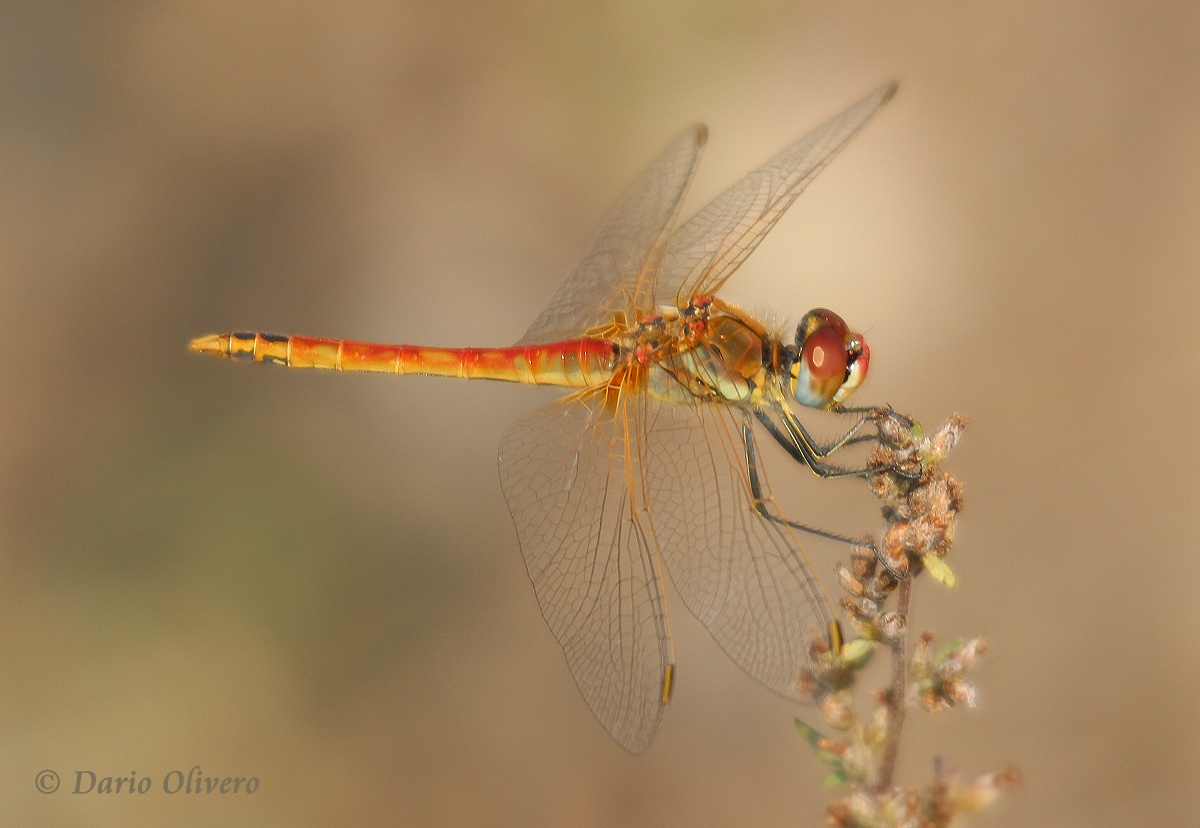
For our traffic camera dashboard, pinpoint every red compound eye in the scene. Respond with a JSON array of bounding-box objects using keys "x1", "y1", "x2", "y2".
[
  {"x1": 809, "y1": 309, "x2": 848, "y2": 338},
  {"x1": 802, "y1": 324, "x2": 849, "y2": 383}
]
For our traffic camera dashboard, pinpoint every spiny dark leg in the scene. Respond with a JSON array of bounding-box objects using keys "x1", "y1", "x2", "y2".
[{"x1": 742, "y1": 421, "x2": 906, "y2": 579}]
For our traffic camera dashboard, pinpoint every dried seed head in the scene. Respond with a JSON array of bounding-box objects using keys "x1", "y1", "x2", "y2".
[
  {"x1": 876, "y1": 409, "x2": 915, "y2": 446},
  {"x1": 821, "y1": 691, "x2": 857, "y2": 731},
  {"x1": 850, "y1": 545, "x2": 878, "y2": 579},
  {"x1": 863, "y1": 415, "x2": 966, "y2": 596},
  {"x1": 945, "y1": 676, "x2": 978, "y2": 707},
  {"x1": 960, "y1": 637, "x2": 987, "y2": 661},
  {"x1": 825, "y1": 801, "x2": 854, "y2": 827},
  {"x1": 877, "y1": 610, "x2": 906, "y2": 641},
  {"x1": 862, "y1": 575, "x2": 894, "y2": 603},
  {"x1": 920, "y1": 688, "x2": 951, "y2": 713},
  {"x1": 930, "y1": 413, "x2": 967, "y2": 459},
  {"x1": 911, "y1": 475, "x2": 960, "y2": 519},
  {"x1": 937, "y1": 658, "x2": 963, "y2": 679},
  {"x1": 866, "y1": 464, "x2": 902, "y2": 501},
  {"x1": 909, "y1": 634, "x2": 987, "y2": 712},
  {"x1": 928, "y1": 762, "x2": 1021, "y2": 822},
  {"x1": 835, "y1": 562, "x2": 865, "y2": 597},
  {"x1": 870, "y1": 569, "x2": 899, "y2": 595},
  {"x1": 880, "y1": 525, "x2": 912, "y2": 576},
  {"x1": 850, "y1": 596, "x2": 879, "y2": 620}
]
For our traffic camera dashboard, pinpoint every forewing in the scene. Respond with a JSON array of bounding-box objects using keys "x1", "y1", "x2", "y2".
[
  {"x1": 641, "y1": 396, "x2": 835, "y2": 699},
  {"x1": 658, "y1": 82, "x2": 896, "y2": 305},
  {"x1": 516, "y1": 125, "x2": 707, "y2": 345},
  {"x1": 498, "y1": 387, "x2": 673, "y2": 753}
]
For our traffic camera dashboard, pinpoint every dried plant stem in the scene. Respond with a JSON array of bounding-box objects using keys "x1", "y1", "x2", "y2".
[
  {"x1": 874, "y1": 576, "x2": 912, "y2": 793},
  {"x1": 814, "y1": 414, "x2": 1016, "y2": 825}
]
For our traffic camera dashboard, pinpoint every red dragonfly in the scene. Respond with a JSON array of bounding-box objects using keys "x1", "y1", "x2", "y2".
[{"x1": 191, "y1": 82, "x2": 897, "y2": 752}]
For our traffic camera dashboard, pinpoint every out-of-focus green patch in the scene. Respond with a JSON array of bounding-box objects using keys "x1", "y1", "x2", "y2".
[{"x1": 921, "y1": 553, "x2": 956, "y2": 588}]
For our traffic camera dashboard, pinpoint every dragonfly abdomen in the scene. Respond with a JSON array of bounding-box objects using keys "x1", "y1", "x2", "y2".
[{"x1": 189, "y1": 331, "x2": 617, "y2": 388}]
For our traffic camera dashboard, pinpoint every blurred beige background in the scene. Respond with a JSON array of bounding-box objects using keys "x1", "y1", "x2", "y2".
[{"x1": 3, "y1": 2, "x2": 1199, "y2": 826}]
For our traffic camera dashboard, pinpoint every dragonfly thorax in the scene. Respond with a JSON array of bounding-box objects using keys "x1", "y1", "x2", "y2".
[
  {"x1": 617, "y1": 299, "x2": 871, "y2": 411},
  {"x1": 622, "y1": 297, "x2": 772, "y2": 406}
]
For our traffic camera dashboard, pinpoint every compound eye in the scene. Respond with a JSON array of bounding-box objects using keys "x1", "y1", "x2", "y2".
[
  {"x1": 792, "y1": 309, "x2": 866, "y2": 409},
  {"x1": 832, "y1": 335, "x2": 870, "y2": 405},
  {"x1": 795, "y1": 308, "x2": 849, "y2": 348},
  {"x1": 802, "y1": 324, "x2": 849, "y2": 383}
]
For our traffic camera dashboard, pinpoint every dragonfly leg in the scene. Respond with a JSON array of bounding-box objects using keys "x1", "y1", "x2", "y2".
[
  {"x1": 823, "y1": 404, "x2": 916, "y2": 451},
  {"x1": 765, "y1": 404, "x2": 920, "y2": 482},
  {"x1": 805, "y1": 410, "x2": 878, "y2": 458},
  {"x1": 834, "y1": 402, "x2": 906, "y2": 419},
  {"x1": 743, "y1": 420, "x2": 907, "y2": 580},
  {"x1": 754, "y1": 408, "x2": 876, "y2": 480},
  {"x1": 785, "y1": 403, "x2": 914, "y2": 460}
]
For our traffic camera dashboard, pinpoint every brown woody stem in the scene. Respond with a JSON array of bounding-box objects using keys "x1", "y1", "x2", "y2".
[{"x1": 875, "y1": 576, "x2": 912, "y2": 792}]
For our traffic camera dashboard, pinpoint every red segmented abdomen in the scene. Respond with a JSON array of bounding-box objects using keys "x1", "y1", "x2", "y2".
[{"x1": 189, "y1": 331, "x2": 618, "y2": 388}]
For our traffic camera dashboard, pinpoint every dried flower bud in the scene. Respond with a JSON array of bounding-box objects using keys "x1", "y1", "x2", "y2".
[
  {"x1": 824, "y1": 800, "x2": 853, "y2": 827},
  {"x1": 879, "y1": 525, "x2": 912, "y2": 576},
  {"x1": 850, "y1": 545, "x2": 877, "y2": 579},
  {"x1": 876, "y1": 409, "x2": 915, "y2": 446},
  {"x1": 937, "y1": 658, "x2": 963, "y2": 679},
  {"x1": 944, "y1": 676, "x2": 978, "y2": 707},
  {"x1": 877, "y1": 610, "x2": 906, "y2": 641},
  {"x1": 835, "y1": 562, "x2": 865, "y2": 597},
  {"x1": 958, "y1": 637, "x2": 987, "y2": 662},
  {"x1": 850, "y1": 596, "x2": 879, "y2": 620},
  {"x1": 920, "y1": 688, "x2": 951, "y2": 713},
  {"x1": 869, "y1": 569, "x2": 898, "y2": 595},
  {"x1": 909, "y1": 634, "x2": 987, "y2": 713},
  {"x1": 821, "y1": 691, "x2": 857, "y2": 731},
  {"x1": 930, "y1": 413, "x2": 967, "y2": 459},
  {"x1": 865, "y1": 703, "x2": 891, "y2": 749},
  {"x1": 946, "y1": 476, "x2": 965, "y2": 511},
  {"x1": 928, "y1": 762, "x2": 1021, "y2": 822}
]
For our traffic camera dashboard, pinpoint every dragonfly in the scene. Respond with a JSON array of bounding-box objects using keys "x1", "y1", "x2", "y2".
[{"x1": 191, "y1": 82, "x2": 898, "y2": 753}]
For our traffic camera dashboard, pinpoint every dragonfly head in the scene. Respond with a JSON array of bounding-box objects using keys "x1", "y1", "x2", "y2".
[{"x1": 786, "y1": 308, "x2": 870, "y2": 409}]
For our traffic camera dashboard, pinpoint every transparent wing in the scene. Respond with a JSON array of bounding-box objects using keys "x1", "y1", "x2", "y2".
[
  {"x1": 515, "y1": 125, "x2": 707, "y2": 346},
  {"x1": 641, "y1": 394, "x2": 835, "y2": 699},
  {"x1": 498, "y1": 383, "x2": 673, "y2": 753},
  {"x1": 658, "y1": 82, "x2": 897, "y2": 306}
]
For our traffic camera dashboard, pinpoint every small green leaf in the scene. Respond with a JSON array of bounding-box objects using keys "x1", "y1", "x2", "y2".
[
  {"x1": 935, "y1": 637, "x2": 967, "y2": 663},
  {"x1": 839, "y1": 638, "x2": 877, "y2": 668},
  {"x1": 822, "y1": 769, "x2": 850, "y2": 787},
  {"x1": 796, "y1": 719, "x2": 843, "y2": 767},
  {"x1": 922, "y1": 554, "x2": 956, "y2": 588},
  {"x1": 794, "y1": 717, "x2": 823, "y2": 747}
]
